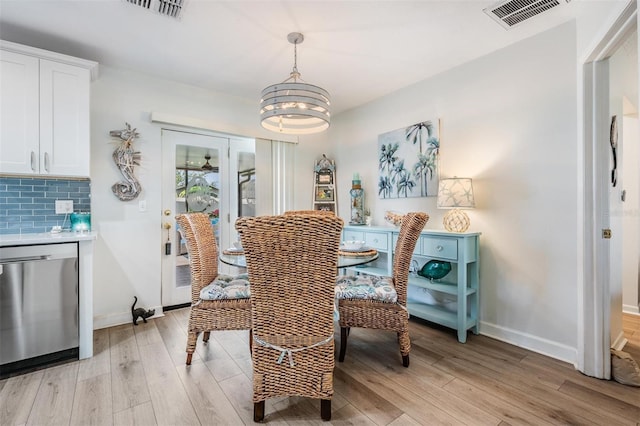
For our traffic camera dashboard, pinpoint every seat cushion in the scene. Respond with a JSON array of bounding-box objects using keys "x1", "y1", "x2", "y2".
[
  {"x1": 335, "y1": 274, "x2": 397, "y2": 303},
  {"x1": 200, "y1": 273, "x2": 251, "y2": 300}
]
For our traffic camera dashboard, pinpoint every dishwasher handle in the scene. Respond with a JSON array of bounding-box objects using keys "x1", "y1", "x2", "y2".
[{"x1": 1, "y1": 255, "x2": 52, "y2": 264}]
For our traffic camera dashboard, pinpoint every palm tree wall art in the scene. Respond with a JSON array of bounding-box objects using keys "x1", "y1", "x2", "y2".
[{"x1": 378, "y1": 119, "x2": 440, "y2": 198}]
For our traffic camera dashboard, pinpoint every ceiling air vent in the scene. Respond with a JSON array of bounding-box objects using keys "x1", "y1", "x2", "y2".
[
  {"x1": 484, "y1": 0, "x2": 568, "y2": 29},
  {"x1": 125, "y1": 0, "x2": 186, "y2": 19}
]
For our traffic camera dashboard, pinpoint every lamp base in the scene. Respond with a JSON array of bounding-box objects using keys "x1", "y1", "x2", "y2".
[{"x1": 443, "y1": 209, "x2": 470, "y2": 233}]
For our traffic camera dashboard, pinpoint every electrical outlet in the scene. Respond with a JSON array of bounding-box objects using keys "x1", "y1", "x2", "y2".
[{"x1": 55, "y1": 200, "x2": 74, "y2": 214}]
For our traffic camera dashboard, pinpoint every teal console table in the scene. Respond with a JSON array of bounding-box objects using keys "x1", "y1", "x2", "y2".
[{"x1": 342, "y1": 225, "x2": 481, "y2": 343}]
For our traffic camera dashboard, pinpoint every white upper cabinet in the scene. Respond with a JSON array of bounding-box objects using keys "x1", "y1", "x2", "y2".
[
  {"x1": 0, "y1": 50, "x2": 39, "y2": 174},
  {"x1": 0, "y1": 41, "x2": 97, "y2": 177}
]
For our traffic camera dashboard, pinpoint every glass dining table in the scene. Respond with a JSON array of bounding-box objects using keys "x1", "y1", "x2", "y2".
[{"x1": 219, "y1": 250, "x2": 379, "y2": 269}]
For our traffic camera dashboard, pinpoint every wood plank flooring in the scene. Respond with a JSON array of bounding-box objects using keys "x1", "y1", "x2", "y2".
[{"x1": 1, "y1": 310, "x2": 638, "y2": 425}]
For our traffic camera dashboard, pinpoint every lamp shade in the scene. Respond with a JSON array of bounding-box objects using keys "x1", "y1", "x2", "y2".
[
  {"x1": 437, "y1": 177, "x2": 475, "y2": 233},
  {"x1": 437, "y1": 178, "x2": 475, "y2": 209}
]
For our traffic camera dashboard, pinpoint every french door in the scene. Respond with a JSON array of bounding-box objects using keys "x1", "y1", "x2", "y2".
[{"x1": 160, "y1": 128, "x2": 255, "y2": 307}]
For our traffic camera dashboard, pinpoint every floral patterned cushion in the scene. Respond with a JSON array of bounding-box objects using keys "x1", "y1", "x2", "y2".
[
  {"x1": 335, "y1": 274, "x2": 397, "y2": 303},
  {"x1": 200, "y1": 273, "x2": 251, "y2": 300}
]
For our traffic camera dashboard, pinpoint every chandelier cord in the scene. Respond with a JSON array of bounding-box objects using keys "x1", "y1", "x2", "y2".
[{"x1": 290, "y1": 40, "x2": 300, "y2": 82}]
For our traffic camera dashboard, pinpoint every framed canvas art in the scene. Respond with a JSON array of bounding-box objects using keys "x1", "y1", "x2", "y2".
[{"x1": 378, "y1": 119, "x2": 440, "y2": 198}]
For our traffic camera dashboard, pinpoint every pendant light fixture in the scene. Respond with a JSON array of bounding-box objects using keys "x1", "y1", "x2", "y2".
[{"x1": 260, "y1": 32, "x2": 331, "y2": 135}]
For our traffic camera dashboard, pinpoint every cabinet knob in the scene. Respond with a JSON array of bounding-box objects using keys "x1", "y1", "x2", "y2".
[{"x1": 436, "y1": 245, "x2": 444, "y2": 252}]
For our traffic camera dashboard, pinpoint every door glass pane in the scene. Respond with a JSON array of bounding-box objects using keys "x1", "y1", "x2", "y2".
[
  {"x1": 175, "y1": 145, "x2": 221, "y2": 287},
  {"x1": 238, "y1": 151, "x2": 256, "y2": 217}
]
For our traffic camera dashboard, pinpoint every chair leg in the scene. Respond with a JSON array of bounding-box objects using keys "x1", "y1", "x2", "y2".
[
  {"x1": 321, "y1": 399, "x2": 331, "y2": 421},
  {"x1": 398, "y1": 328, "x2": 411, "y2": 368},
  {"x1": 402, "y1": 354, "x2": 410, "y2": 367},
  {"x1": 338, "y1": 327, "x2": 349, "y2": 362},
  {"x1": 203, "y1": 331, "x2": 210, "y2": 342},
  {"x1": 254, "y1": 401, "x2": 265, "y2": 422},
  {"x1": 186, "y1": 330, "x2": 198, "y2": 365}
]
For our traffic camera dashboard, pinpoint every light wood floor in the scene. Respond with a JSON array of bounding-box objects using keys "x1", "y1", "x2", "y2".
[{"x1": 1, "y1": 310, "x2": 639, "y2": 425}]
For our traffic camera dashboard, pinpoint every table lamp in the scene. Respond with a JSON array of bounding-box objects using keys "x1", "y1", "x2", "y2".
[{"x1": 437, "y1": 177, "x2": 475, "y2": 232}]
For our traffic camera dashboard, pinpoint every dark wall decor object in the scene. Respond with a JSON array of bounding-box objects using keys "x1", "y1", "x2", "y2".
[
  {"x1": 610, "y1": 115, "x2": 618, "y2": 187},
  {"x1": 110, "y1": 122, "x2": 142, "y2": 201}
]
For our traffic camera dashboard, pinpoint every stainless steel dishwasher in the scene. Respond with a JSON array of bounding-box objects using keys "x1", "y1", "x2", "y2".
[{"x1": 0, "y1": 243, "x2": 79, "y2": 376}]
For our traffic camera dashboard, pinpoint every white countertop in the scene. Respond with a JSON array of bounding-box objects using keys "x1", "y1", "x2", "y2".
[{"x1": 0, "y1": 231, "x2": 98, "y2": 246}]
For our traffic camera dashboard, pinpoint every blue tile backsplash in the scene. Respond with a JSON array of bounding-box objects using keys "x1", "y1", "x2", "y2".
[{"x1": 0, "y1": 177, "x2": 91, "y2": 234}]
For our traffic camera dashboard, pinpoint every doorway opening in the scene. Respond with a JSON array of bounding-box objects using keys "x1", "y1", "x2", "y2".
[{"x1": 580, "y1": 2, "x2": 639, "y2": 379}]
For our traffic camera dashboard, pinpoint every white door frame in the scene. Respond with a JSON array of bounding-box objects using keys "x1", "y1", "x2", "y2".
[{"x1": 579, "y1": 1, "x2": 637, "y2": 378}]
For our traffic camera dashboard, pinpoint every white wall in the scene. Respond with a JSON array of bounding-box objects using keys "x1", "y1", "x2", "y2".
[
  {"x1": 609, "y1": 28, "x2": 640, "y2": 315},
  {"x1": 90, "y1": 66, "x2": 329, "y2": 327},
  {"x1": 331, "y1": 22, "x2": 579, "y2": 361},
  {"x1": 621, "y1": 115, "x2": 640, "y2": 314},
  {"x1": 609, "y1": 28, "x2": 640, "y2": 342}
]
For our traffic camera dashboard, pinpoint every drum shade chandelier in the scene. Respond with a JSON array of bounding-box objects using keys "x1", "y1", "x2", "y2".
[{"x1": 260, "y1": 32, "x2": 331, "y2": 135}]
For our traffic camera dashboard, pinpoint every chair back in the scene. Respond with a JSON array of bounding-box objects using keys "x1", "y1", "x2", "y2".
[
  {"x1": 237, "y1": 214, "x2": 343, "y2": 403},
  {"x1": 237, "y1": 214, "x2": 343, "y2": 340},
  {"x1": 392, "y1": 212, "x2": 429, "y2": 305},
  {"x1": 175, "y1": 213, "x2": 219, "y2": 303}
]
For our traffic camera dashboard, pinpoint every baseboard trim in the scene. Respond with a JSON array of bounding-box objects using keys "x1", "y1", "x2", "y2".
[
  {"x1": 622, "y1": 304, "x2": 640, "y2": 315},
  {"x1": 163, "y1": 302, "x2": 191, "y2": 312},
  {"x1": 93, "y1": 305, "x2": 164, "y2": 330},
  {"x1": 479, "y1": 321, "x2": 577, "y2": 366},
  {"x1": 611, "y1": 330, "x2": 628, "y2": 351}
]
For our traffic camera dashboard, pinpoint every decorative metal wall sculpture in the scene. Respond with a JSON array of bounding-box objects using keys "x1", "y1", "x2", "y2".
[{"x1": 110, "y1": 122, "x2": 142, "y2": 201}]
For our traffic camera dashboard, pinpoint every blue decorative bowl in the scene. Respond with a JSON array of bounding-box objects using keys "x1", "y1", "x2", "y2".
[{"x1": 418, "y1": 260, "x2": 452, "y2": 280}]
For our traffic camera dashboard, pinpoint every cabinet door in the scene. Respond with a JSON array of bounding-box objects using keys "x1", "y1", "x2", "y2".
[
  {"x1": 39, "y1": 59, "x2": 90, "y2": 177},
  {"x1": 0, "y1": 50, "x2": 39, "y2": 174}
]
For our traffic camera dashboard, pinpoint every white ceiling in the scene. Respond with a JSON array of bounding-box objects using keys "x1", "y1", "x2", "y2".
[{"x1": 0, "y1": 0, "x2": 581, "y2": 116}]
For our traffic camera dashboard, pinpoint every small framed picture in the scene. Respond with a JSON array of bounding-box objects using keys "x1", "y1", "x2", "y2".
[
  {"x1": 316, "y1": 171, "x2": 333, "y2": 185},
  {"x1": 315, "y1": 186, "x2": 334, "y2": 202},
  {"x1": 315, "y1": 204, "x2": 335, "y2": 213}
]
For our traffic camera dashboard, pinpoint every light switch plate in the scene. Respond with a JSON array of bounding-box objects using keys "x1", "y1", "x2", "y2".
[{"x1": 55, "y1": 200, "x2": 74, "y2": 214}]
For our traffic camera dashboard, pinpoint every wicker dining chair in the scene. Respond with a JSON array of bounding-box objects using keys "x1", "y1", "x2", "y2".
[
  {"x1": 175, "y1": 213, "x2": 252, "y2": 365},
  {"x1": 335, "y1": 212, "x2": 428, "y2": 367},
  {"x1": 236, "y1": 214, "x2": 343, "y2": 422}
]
